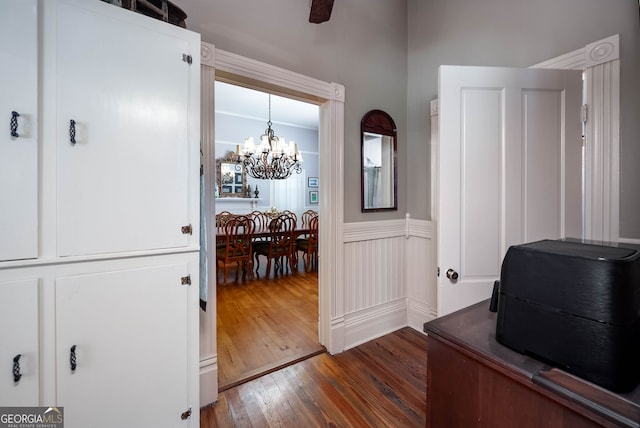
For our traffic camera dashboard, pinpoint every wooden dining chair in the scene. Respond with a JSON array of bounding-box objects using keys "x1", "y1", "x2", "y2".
[
  {"x1": 253, "y1": 213, "x2": 296, "y2": 278},
  {"x1": 248, "y1": 210, "x2": 270, "y2": 241},
  {"x1": 296, "y1": 215, "x2": 319, "y2": 272},
  {"x1": 294, "y1": 209, "x2": 318, "y2": 268},
  {"x1": 299, "y1": 210, "x2": 317, "y2": 229},
  {"x1": 215, "y1": 211, "x2": 235, "y2": 249},
  {"x1": 216, "y1": 215, "x2": 255, "y2": 285},
  {"x1": 280, "y1": 210, "x2": 298, "y2": 224}
]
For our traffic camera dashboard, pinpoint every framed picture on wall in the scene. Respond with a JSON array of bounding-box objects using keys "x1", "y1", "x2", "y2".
[
  {"x1": 308, "y1": 177, "x2": 319, "y2": 188},
  {"x1": 309, "y1": 191, "x2": 319, "y2": 204}
]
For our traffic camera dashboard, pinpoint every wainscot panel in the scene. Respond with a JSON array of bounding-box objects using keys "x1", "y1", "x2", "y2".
[{"x1": 341, "y1": 218, "x2": 435, "y2": 350}]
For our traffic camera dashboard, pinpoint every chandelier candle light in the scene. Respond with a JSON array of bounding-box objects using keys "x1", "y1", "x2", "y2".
[{"x1": 235, "y1": 94, "x2": 303, "y2": 180}]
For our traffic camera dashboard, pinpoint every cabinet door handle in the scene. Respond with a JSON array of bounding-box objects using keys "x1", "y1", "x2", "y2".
[
  {"x1": 10, "y1": 111, "x2": 20, "y2": 138},
  {"x1": 69, "y1": 119, "x2": 77, "y2": 145},
  {"x1": 70, "y1": 345, "x2": 77, "y2": 372},
  {"x1": 13, "y1": 354, "x2": 22, "y2": 382}
]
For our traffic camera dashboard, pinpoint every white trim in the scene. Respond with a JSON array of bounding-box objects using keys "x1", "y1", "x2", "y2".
[
  {"x1": 343, "y1": 219, "x2": 405, "y2": 242},
  {"x1": 407, "y1": 297, "x2": 437, "y2": 331},
  {"x1": 619, "y1": 237, "x2": 640, "y2": 245},
  {"x1": 584, "y1": 60, "x2": 621, "y2": 242},
  {"x1": 585, "y1": 35, "x2": 620, "y2": 67},
  {"x1": 343, "y1": 299, "x2": 407, "y2": 350},
  {"x1": 200, "y1": 42, "x2": 345, "y2": 404},
  {"x1": 531, "y1": 34, "x2": 620, "y2": 242},
  {"x1": 207, "y1": 47, "x2": 343, "y2": 104},
  {"x1": 199, "y1": 54, "x2": 218, "y2": 406},
  {"x1": 319, "y1": 84, "x2": 345, "y2": 352},
  {"x1": 531, "y1": 47, "x2": 585, "y2": 70},
  {"x1": 198, "y1": 356, "x2": 217, "y2": 407}
]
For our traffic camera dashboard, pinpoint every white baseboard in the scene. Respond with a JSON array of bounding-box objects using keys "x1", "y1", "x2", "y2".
[
  {"x1": 199, "y1": 355, "x2": 218, "y2": 407},
  {"x1": 618, "y1": 237, "x2": 640, "y2": 245},
  {"x1": 407, "y1": 297, "x2": 436, "y2": 332},
  {"x1": 342, "y1": 299, "x2": 407, "y2": 351}
]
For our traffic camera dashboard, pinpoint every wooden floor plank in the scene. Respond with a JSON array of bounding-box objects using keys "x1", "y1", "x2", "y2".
[
  {"x1": 215, "y1": 258, "x2": 324, "y2": 390},
  {"x1": 201, "y1": 328, "x2": 428, "y2": 427}
]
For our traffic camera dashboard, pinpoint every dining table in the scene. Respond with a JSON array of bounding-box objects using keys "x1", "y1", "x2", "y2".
[
  {"x1": 215, "y1": 226, "x2": 311, "y2": 247},
  {"x1": 251, "y1": 227, "x2": 310, "y2": 239}
]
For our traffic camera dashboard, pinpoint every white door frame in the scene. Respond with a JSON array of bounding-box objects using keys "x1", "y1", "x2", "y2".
[
  {"x1": 198, "y1": 42, "x2": 345, "y2": 405},
  {"x1": 532, "y1": 34, "x2": 620, "y2": 243}
]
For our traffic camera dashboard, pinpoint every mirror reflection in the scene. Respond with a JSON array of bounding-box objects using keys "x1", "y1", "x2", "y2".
[
  {"x1": 361, "y1": 110, "x2": 397, "y2": 212},
  {"x1": 216, "y1": 152, "x2": 246, "y2": 197}
]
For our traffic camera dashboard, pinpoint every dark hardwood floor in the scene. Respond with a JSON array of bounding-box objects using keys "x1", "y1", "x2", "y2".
[
  {"x1": 201, "y1": 327, "x2": 428, "y2": 427},
  {"x1": 216, "y1": 254, "x2": 324, "y2": 391}
]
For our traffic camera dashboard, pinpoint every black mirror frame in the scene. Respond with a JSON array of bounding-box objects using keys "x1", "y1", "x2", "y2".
[{"x1": 360, "y1": 109, "x2": 398, "y2": 212}]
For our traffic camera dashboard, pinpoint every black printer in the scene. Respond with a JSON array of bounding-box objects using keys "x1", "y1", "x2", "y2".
[{"x1": 493, "y1": 239, "x2": 640, "y2": 393}]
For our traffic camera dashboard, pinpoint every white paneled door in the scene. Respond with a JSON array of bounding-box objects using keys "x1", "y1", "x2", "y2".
[{"x1": 437, "y1": 66, "x2": 582, "y2": 316}]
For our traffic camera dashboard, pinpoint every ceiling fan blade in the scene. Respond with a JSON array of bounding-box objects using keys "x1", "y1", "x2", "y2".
[{"x1": 309, "y1": 0, "x2": 334, "y2": 24}]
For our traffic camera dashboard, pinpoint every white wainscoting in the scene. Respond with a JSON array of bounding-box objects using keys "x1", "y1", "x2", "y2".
[
  {"x1": 407, "y1": 218, "x2": 438, "y2": 330},
  {"x1": 341, "y1": 217, "x2": 436, "y2": 350}
]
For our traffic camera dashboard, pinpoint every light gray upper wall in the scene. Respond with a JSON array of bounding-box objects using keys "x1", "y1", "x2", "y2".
[
  {"x1": 215, "y1": 112, "x2": 319, "y2": 205},
  {"x1": 178, "y1": 0, "x2": 408, "y2": 223},
  {"x1": 408, "y1": 0, "x2": 640, "y2": 238}
]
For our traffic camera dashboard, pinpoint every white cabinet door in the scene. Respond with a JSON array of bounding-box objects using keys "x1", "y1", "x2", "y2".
[
  {"x1": 0, "y1": 279, "x2": 39, "y2": 405},
  {"x1": 0, "y1": 0, "x2": 38, "y2": 261},
  {"x1": 56, "y1": 264, "x2": 192, "y2": 427},
  {"x1": 55, "y1": 0, "x2": 196, "y2": 257}
]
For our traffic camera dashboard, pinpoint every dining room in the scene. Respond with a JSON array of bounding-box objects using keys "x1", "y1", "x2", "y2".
[{"x1": 212, "y1": 81, "x2": 323, "y2": 390}]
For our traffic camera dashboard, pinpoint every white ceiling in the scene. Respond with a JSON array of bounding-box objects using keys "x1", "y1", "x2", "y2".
[{"x1": 215, "y1": 81, "x2": 320, "y2": 131}]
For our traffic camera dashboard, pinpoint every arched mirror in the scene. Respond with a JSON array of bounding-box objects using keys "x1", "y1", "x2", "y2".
[{"x1": 361, "y1": 110, "x2": 397, "y2": 212}]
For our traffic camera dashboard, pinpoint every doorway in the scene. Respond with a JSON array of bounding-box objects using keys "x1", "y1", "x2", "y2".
[
  {"x1": 199, "y1": 43, "x2": 346, "y2": 404},
  {"x1": 213, "y1": 81, "x2": 323, "y2": 390}
]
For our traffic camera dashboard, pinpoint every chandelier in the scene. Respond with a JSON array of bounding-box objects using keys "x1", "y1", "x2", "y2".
[{"x1": 235, "y1": 94, "x2": 303, "y2": 180}]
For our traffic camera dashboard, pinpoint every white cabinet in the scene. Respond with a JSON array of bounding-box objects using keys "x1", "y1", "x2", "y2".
[
  {"x1": 55, "y1": 0, "x2": 195, "y2": 257},
  {"x1": 0, "y1": 279, "x2": 39, "y2": 406},
  {"x1": 0, "y1": 0, "x2": 38, "y2": 261},
  {"x1": 56, "y1": 263, "x2": 193, "y2": 427},
  {"x1": 0, "y1": 1, "x2": 200, "y2": 426}
]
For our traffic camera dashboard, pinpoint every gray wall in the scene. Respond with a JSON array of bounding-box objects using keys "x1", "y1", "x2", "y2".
[
  {"x1": 178, "y1": 0, "x2": 408, "y2": 223},
  {"x1": 407, "y1": 0, "x2": 640, "y2": 238},
  {"x1": 179, "y1": 0, "x2": 640, "y2": 236}
]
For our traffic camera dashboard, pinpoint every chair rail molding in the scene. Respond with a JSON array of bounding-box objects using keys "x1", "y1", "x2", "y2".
[{"x1": 532, "y1": 34, "x2": 620, "y2": 243}]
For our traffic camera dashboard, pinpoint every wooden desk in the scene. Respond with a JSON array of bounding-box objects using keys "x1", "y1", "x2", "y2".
[{"x1": 423, "y1": 301, "x2": 640, "y2": 427}]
